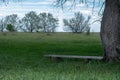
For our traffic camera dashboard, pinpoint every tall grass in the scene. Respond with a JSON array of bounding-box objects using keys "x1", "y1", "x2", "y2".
[{"x1": 0, "y1": 32, "x2": 119, "y2": 80}]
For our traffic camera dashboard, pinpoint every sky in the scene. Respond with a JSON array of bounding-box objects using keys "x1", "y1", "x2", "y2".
[{"x1": 0, "y1": 0, "x2": 104, "y2": 32}]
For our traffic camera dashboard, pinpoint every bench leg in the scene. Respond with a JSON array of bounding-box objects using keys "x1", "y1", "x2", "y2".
[
  {"x1": 84, "y1": 59, "x2": 91, "y2": 63},
  {"x1": 51, "y1": 57, "x2": 62, "y2": 62}
]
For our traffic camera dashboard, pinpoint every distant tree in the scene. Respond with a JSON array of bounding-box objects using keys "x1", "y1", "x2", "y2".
[
  {"x1": 39, "y1": 13, "x2": 59, "y2": 32},
  {"x1": 63, "y1": 12, "x2": 91, "y2": 33},
  {"x1": 4, "y1": 14, "x2": 19, "y2": 31},
  {"x1": 0, "y1": 18, "x2": 5, "y2": 32},
  {"x1": 86, "y1": 27, "x2": 90, "y2": 35},
  {"x1": 6, "y1": 24, "x2": 15, "y2": 32},
  {"x1": 19, "y1": 11, "x2": 40, "y2": 32}
]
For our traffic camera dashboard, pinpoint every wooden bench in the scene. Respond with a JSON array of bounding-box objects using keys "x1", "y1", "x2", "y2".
[{"x1": 44, "y1": 54, "x2": 103, "y2": 62}]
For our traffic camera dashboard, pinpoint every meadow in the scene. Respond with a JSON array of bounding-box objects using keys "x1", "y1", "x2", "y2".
[{"x1": 0, "y1": 32, "x2": 120, "y2": 80}]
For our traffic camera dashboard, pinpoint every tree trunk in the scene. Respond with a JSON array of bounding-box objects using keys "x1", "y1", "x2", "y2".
[{"x1": 101, "y1": 0, "x2": 120, "y2": 62}]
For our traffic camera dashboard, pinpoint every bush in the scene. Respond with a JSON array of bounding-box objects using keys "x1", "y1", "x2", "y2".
[{"x1": 6, "y1": 24, "x2": 15, "y2": 32}]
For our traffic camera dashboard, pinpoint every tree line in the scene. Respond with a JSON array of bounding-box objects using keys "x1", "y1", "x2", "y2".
[{"x1": 0, "y1": 11, "x2": 91, "y2": 33}]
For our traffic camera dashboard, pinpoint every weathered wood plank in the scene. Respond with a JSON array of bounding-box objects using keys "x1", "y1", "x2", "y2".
[{"x1": 44, "y1": 54, "x2": 103, "y2": 60}]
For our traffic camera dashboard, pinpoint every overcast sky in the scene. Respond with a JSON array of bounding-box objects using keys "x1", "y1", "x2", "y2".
[{"x1": 0, "y1": 0, "x2": 104, "y2": 32}]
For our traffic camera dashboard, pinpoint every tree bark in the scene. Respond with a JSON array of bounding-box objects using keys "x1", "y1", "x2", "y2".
[{"x1": 101, "y1": 0, "x2": 120, "y2": 62}]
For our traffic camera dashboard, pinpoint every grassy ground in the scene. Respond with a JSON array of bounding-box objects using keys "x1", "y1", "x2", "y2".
[{"x1": 0, "y1": 32, "x2": 119, "y2": 80}]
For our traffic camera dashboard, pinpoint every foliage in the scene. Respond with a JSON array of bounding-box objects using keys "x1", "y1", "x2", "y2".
[
  {"x1": 19, "y1": 11, "x2": 40, "y2": 32},
  {"x1": 39, "y1": 13, "x2": 59, "y2": 32},
  {"x1": 0, "y1": 18, "x2": 5, "y2": 32},
  {"x1": 63, "y1": 12, "x2": 91, "y2": 33},
  {"x1": 0, "y1": 11, "x2": 59, "y2": 33},
  {"x1": 4, "y1": 14, "x2": 19, "y2": 31},
  {"x1": 6, "y1": 24, "x2": 15, "y2": 32}
]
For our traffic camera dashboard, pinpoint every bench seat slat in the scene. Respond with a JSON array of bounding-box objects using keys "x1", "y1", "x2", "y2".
[{"x1": 44, "y1": 54, "x2": 103, "y2": 60}]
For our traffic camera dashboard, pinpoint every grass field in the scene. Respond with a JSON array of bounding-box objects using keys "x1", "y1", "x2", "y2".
[{"x1": 0, "y1": 32, "x2": 120, "y2": 80}]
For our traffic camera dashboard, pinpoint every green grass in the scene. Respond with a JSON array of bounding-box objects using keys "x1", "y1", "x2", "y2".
[{"x1": 0, "y1": 32, "x2": 120, "y2": 80}]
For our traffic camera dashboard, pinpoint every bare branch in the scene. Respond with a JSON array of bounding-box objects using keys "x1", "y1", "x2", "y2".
[
  {"x1": 92, "y1": 0, "x2": 95, "y2": 13},
  {"x1": 98, "y1": 2, "x2": 105, "y2": 15},
  {"x1": 55, "y1": 0, "x2": 105, "y2": 15}
]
